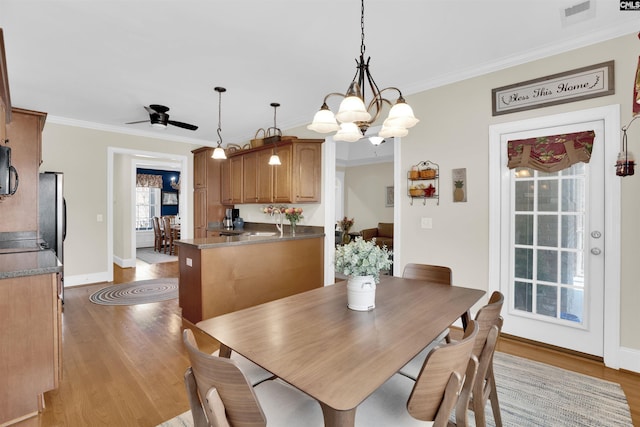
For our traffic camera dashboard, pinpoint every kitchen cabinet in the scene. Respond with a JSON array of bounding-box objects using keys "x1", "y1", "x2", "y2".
[
  {"x1": 243, "y1": 149, "x2": 274, "y2": 203},
  {"x1": 0, "y1": 269, "x2": 61, "y2": 425},
  {"x1": 221, "y1": 154, "x2": 243, "y2": 205},
  {"x1": 0, "y1": 28, "x2": 10, "y2": 145},
  {"x1": 2, "y1": 108, "x2": 47, "y2": 232},
  {"x1": 192, "y1": 147, "x2": 228, "y2": 239},
  {"x1": 228, "y1": 139, "x2": 323, "y2": 204}
]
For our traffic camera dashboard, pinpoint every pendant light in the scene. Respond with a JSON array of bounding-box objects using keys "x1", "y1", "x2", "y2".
[
  {"x1": 307, "y1": 0, "x2": 418, "y2": 142},
  {"x1": 268, "y1": 102, "x2": 282, "y2": 165},
  {"x1": 211, "y1": 86, "x2": 227, "y2": 160}
]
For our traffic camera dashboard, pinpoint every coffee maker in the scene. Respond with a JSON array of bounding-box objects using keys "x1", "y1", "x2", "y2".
[{"x1": 224, "y1": 208, "x2": 239, "y2": 229}]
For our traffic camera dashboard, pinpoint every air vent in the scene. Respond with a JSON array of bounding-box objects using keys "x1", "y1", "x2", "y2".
[{"x1": 561, "y1": 0, "x2": 595, "y2": 26}]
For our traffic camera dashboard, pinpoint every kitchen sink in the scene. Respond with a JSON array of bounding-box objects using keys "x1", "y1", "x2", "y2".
[{"x1": 244, "y1": 231, "x2": 278, "y2": 237}]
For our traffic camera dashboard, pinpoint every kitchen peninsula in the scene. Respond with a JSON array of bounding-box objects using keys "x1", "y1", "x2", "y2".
[{"x1": 176, "y1": 225, "x2": 324, "y2": 324}]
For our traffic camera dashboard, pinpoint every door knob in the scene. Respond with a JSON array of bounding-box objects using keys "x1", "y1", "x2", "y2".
[{"x1": 590, "y1": 248, "x2": 602, "y2": 255}]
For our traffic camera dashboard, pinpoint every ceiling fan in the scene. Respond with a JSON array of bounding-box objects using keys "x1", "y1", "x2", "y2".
[{"x1": 126, "y1": 104, "x2": 198, "y2": 131}]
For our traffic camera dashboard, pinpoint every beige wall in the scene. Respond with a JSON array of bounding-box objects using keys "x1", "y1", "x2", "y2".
[
  {"x1": 344, "y1": 162, "x2": 394, "y2": 232},
  {"x1": 40, "y1": 123, "x2": 199, "y2": 284},
  {"x1": 287, "y1": 33, "x2": 640, "y2": 357}
]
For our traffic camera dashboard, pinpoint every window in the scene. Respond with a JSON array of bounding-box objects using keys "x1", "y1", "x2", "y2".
[{"x1": 136, "y1": 187, "x2": 161, "y2": 230}]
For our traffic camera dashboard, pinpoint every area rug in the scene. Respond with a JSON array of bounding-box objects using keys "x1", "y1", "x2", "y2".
[
  {"x1": 136, "y1": 247, "x2": 178, "y2": 264},
  {"x1": 89, "y1": 278, "x2": 178, "y2": 306},
  {"x1": 156, "y1": 352, "x2": 633, "y2": 427}
]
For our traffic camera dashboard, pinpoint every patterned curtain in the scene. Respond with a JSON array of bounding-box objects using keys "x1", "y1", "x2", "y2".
[
  {"x1": 507, "y1": 130, "x2": 595, "y2": 173},
  {"x1": 136, "y1": 174, "x2": 163, "y2": 188}
]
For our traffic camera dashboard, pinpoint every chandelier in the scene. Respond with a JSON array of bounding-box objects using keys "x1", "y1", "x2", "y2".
[{"x1": 307, "y1": 0, "x2": 418, "y2": 143}]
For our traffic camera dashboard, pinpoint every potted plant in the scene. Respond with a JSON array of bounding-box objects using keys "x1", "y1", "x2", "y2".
[{"x1": 334, "y1": 237, "x2": 393, "y2": 311}]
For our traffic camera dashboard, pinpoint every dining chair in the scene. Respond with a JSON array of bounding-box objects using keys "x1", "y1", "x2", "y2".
[
  {"x1": 162, "y1": 216, "x2": 175, "y2": 255},
  {"x1": 467, "y1": 291, "x2": 504, "y2": 427},
  {"x1": 400, "y1": 263, "x2": 455, "y2": 356},
  {"x1": 182, "y1": 329, "x2": 324, "y2": 427},
  {"x1": 356, "y1": 320, "x2": 479, "y2": 427},
  {"x1": 152, "y1": 216, "x2": 165, "y2": 253}
]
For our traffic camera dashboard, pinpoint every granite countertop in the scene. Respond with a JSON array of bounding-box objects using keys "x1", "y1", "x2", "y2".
[
  {"x1": 0, "y1": 250, "x2": 63, "y2": 279},
  {"x1": 176, "y1": 222, "x2": 325, "y2": 250}
]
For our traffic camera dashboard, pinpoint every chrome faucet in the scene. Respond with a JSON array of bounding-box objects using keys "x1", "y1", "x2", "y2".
[{"x1": 271, "y1": 209, "x2": 284, "y2": 237}]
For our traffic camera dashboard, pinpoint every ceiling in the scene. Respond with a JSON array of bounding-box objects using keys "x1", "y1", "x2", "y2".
[{"x1": 0, "y1": 1, "x2": 637, "y2": 147}]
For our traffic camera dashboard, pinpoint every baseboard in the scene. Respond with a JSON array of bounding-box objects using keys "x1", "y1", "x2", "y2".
[
  {"x1": 113, "y1": 255, "x2": 136, "y2": 268},
  {"x1": 619, "y1": 346, "x2": 640, "y2": 374},
  {"x1": 64, "y1": 271, "x2": 110, "y2": 287}
]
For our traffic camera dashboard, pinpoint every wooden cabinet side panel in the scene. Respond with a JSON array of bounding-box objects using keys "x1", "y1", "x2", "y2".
[
  {"x1": 194, "y1": 188, "x2": 207, "y2": 238},
  {"x1": 178, "y1": 246, "x2": 203, "y2": 324},
  {"x1": 0, "y1": 274, "x2": 58, "y2": 425},
  {"x1": 2, "y1": 110, "x2": 44, "y2": 232}
]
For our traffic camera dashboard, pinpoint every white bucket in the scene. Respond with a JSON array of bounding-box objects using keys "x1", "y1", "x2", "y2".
[{"x1": 347, "y1": 275, "x2": 376, "y2": 311}]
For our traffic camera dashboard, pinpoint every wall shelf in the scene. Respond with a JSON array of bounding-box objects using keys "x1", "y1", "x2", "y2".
[{"x1": 407, "y1": 160, "x2": 439, "y2": 205}]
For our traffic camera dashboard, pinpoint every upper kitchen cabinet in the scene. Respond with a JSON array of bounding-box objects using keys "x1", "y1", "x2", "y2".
[
  {"x1": 2, "y1": 108, "x2": 47, "y2": 232},
  {"x1": 0, "y1": 29, "x2": 11, "y2": 144},
  {"x1": 227, "y1": 138, "x2": 323, "y2": 204},
  {"x1": 192, "y1": 147, "x2": 228, "y2": 238}
]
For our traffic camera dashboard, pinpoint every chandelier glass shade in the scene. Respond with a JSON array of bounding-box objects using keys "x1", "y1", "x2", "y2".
[
  {"x1": 308, "y1": 0, "x2": 418, "y2": 142},
  {"x1": 211, "y1": 86, "x2": 228, "y2": 160}
]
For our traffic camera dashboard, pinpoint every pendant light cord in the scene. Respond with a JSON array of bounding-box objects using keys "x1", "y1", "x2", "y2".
[{"x1": 360, "y1": 0, "x2": 366, "y2": 56}]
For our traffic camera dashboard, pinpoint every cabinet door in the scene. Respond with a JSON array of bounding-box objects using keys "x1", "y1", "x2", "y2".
[
  {"x1": 256, "y1": 149, "x2": 274, "y2": 203},
  {"x1": 272, "y1": 145, "x2": 293, "y2": 204},
  {"x1": 193, "y1": 149, "x2": 209, "y2": 188},
  {"x1": 242, "y1": 152, "x2": 258, "y2": 203},
  {"x1": 293, "y1": 143, "x2": 321, "y2": 202},
  {"x1": 230, "y1": 155, "x2": 243, "y2": 204},
  {"x1": 194, "y1": 187, "x2": 207, "y2": 238},
  {"x1": 220, "y1": 159, "x2": 232, "y2": 205}
]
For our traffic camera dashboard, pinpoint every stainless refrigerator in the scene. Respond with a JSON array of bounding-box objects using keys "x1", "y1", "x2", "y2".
[{"x1": 39, "y1": 172, "x2": 66, "y2": 301}]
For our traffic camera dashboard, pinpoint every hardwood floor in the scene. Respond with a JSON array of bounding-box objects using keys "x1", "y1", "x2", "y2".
[{"x1": 14, "y1": 260, "x2": 640, "y2": 426}]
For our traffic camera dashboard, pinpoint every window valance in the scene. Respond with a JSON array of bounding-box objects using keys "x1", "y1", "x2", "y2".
[
  {"x1": 136, "y1": 174, "x2": 163, "y2": 188},
  {"x1": 507, "y1": 130, "x2": 595, "y2": 173}
]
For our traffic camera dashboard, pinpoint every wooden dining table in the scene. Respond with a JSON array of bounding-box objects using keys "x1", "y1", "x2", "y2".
[{"x1": 196, "y1": 275, "x2": 485, "y2": 427}]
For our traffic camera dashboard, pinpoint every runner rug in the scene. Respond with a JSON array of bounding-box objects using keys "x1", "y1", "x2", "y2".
[
  {"x1": 156, "y1": 352, "x2": 633, "y2": 426},
  {"x1": 89, "y1": 278, "x2": 178, "y2": 306}
]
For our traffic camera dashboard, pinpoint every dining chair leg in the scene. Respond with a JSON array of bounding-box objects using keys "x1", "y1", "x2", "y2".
[{"x1": 488, "y1": 367, "x2": 502, "y2": 427}]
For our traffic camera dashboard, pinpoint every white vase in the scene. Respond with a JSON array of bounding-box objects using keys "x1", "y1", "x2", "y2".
[{"x1": 347, "y1": 275, "x2": 376, "y2": 311}]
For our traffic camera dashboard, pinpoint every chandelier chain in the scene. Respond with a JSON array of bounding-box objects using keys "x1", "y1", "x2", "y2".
[{"x1": 360, "y1": 0, "x2": 366, "y2": 56}]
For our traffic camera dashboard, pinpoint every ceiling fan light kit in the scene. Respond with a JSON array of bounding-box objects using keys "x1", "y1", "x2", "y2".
[{"x1": 308, "y1": 0, "x2": 418, "y2": 143}]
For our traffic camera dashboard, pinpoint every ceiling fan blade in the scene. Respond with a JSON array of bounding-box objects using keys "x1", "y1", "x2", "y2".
[
  {"x1": 168, "y1": 120, "x2": 198, "y2": 131},
  {"x1": 125, "y1": 119, "x2": 150, "y2": 125}
]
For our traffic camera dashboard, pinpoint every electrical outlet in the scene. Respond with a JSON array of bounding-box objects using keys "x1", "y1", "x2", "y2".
[
  {"x1": 186, "y1": 257, "x2": 193, "y2": 267},
  {"x1": 421, "y1": 217, "x2": 433, "y2": 229}
]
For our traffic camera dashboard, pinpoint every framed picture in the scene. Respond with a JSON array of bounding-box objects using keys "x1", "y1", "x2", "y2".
[
  {"x1": 385, "y1": 186, "x2": 394, "y2": 207},
  {"x1": 162, "y1": 191, "x2": 178, "y2": 206}
]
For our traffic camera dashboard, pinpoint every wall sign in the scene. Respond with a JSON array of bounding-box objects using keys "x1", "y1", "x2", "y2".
[{"x1": 492, "y1": 61, "x2": 614, "y2": 116}]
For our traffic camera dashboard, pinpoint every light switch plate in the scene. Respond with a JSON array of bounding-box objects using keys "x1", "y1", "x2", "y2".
[{"x1": 421, "y1": 217, "x2": 433, "y2": 229}]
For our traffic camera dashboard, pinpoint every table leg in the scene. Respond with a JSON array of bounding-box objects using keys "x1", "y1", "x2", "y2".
[
  {"x1": 461, "y1": 310, "x2": 471, "y2": 331},
  {"x1": 320, "y1": 403, "x2": 356, "y2": 427},
  {"x1": 218, "y1": 344, "x2": 232, "y2": 358}
]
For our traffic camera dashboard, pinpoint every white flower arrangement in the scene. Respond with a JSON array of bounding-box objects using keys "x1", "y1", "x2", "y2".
[{"x1": 334, "y1": 237, "x2": 393, "y2": 283}]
